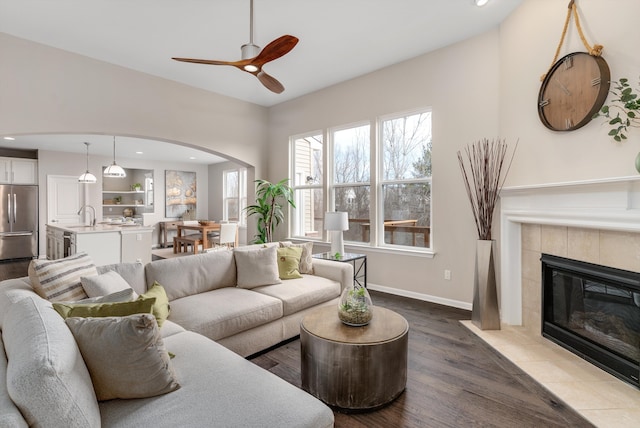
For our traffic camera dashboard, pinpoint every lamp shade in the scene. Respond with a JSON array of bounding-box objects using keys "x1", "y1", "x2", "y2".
[
  {"x1": 103, "y1": 163, "x2": 127, "y2": 178},
  {"x1": 78, "y1": 171, "x2": 97, "y2": 184},
  {"x1": 78, "y1": 142, "x2": 97, "y2": 184},
  {"x1": 103, "y1": 136, "x2": 127, "y2": 178},
  {"x1": 324, "y1": 211, "x2": 349, "y2": 231}
]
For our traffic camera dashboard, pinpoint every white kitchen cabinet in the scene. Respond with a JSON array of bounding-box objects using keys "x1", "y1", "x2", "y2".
[
  {"x1": 121, "y1": 229, "x2": 152, "y2": 264},
  {"x1": 47, "y1": 224, "x2": 152, "y2": 265},
  {"x1": 46, "y1": 226, "x2": 65, "y2": 260},
  {"x1": 70, "y1": 231, "x2": 121, "y2": 266},
  {"x1": 0, "y1": 157, "x2": 38, "y2": 184}
]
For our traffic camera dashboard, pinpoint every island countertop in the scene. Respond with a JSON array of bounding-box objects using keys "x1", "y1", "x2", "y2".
[{"x1": 47, "y1": 223, "x2": 154, "y2": 234}]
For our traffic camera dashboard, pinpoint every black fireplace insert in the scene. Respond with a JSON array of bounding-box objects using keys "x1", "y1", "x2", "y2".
[{"x1": 541, "y1": 254, "x2": 640, "y2": 388}]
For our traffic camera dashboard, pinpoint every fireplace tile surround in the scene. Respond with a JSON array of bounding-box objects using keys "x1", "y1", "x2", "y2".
[{"x1": 463, "y1": 177, "x2": 640, "y2": 427}]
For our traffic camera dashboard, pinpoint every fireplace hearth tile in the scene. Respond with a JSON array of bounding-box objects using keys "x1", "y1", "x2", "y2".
[
  {"x1": 461, "y1": 320, "x2": 640, "y2": 427},
  {"x1": 581, "y1": 408, "x2": 640, "y2": 428}
]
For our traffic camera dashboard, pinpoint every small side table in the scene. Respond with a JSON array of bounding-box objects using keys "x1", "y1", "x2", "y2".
[{"x1": 312, "y1": 252, "x2": 367, "y2": 287}]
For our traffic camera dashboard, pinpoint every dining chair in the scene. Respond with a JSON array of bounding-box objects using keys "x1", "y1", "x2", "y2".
[{"x1": 214, "y1": 223, "x2": 238, "y2": 248}]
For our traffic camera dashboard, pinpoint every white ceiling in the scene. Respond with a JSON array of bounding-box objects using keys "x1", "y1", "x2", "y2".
[{"x1": 0, "y1": 0, "x2": 523, "y2": 163}]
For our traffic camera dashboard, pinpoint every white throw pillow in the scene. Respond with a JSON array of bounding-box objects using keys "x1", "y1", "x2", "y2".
[
  {"x1": 65, "y1": 313, "x2": 180, "y2": 401},
  {"x1": 81, "y1": 270, "x2": 138, "y2": 299},
  {"x1": 74, "y1": 288, "x2": 135, "y2": 304},
  {"x1": 28, "y1": 252, "x2": 96, "y2": 302},
  {"x1": 234, "y1": 245, "x2": 282, "y2": 289}
]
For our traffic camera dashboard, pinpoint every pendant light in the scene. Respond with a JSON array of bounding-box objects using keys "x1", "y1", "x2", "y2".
[
  {"x1": 103, "y1": 136, "x2": 126, "y2": 178},
  {"x1": 78, "y1": 142, "x2": 97, "y2": 183}
]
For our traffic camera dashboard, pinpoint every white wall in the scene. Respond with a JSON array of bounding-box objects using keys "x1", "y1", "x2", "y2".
[
  {"x1": 267, "y1": 0, "x2": 640, "y2": 308},
  {"x1": 0, "y1": 31, "x2": 268, "y2": 244},
  {"x1": 268, "y1": 29, "x2": 502, "y2": 307},
  {"x1": 500, "y1": 0, "x2": 640, "y2": 185}
]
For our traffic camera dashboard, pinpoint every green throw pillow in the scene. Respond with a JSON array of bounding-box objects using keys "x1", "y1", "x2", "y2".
[
  {"x1": 53, "y1": 297, "x2": 156, "y2": 319},
  {"x1": 276, "y1": 246, "x2": 303, "y2": 280},
  {"x1": 139, "y1": 282, "x2": 171, "y2": 327}
]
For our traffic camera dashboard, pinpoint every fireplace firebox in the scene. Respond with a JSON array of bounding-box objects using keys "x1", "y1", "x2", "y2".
[{"x1": 541, "y1": 254, "x2": 640, "y2": 389}]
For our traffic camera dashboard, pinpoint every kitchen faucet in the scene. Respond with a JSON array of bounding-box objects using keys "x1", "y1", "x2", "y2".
[{"x1": 77, "y1": 205, "x2": 96, "y2": 226}]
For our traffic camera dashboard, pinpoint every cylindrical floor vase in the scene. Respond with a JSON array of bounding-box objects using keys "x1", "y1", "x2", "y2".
[{"x1": 471, "y1": 239, "x2": 501, "y2": 330}]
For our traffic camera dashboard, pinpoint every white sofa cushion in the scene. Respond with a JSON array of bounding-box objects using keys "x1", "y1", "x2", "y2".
[
  {"x1": 3, "y1": 296, "x2": 101, "y2": 428},
  {"x1": 0, "y1": 336, "x2": 27, "y2": 428},
  {"x1": 65, "y1": 314, "x2": 180, "y2": 401},
  {"x1": 145, "y1": 251, "x2": 236, "y2": 301},
  {"x1": 0, "y1": 278, "x2": 37, "y2": 330},
  {"x1": 168, "y1": 287, "x2": 283, "y2": 340},
  {"x1": 253, "y1": 275, "x2": 341, "y2": 316},
  {"x1": 28, "y1": 252, "x2": 96, "y2": 301},
  {"x1": 98, "y1": 331, "x2": 334, "y2": 428}
]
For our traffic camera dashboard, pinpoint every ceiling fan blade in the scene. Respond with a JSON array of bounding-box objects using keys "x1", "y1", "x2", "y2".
[
  {"x1": 172, "y1": 57, "x2": 241, "y2": 67},
  {"x1": 257, "y1": 71, "x2": 285, "y2": 94},
  {"x1": 251, "y1": 35, "x2": 299, "y2": 67}
]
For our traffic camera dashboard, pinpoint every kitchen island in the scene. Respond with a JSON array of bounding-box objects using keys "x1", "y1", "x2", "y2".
[{"x1": 46, "y1": 223, "x2": 153, "y2": 266}]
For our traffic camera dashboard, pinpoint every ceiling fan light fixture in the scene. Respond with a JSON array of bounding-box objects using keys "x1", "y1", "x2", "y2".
[
  {"x1": 78, "y1": 142, "x2": 97, "y2": 184},
  {"x1": 244, "y1": 64, "x2": 259, "y2": 72},
  {"x1": 103, "y1": 137, "x2": 127, "y2": 178},
  {"x1": 475, "y1": 0, "x2": 490, "y2": 6}
]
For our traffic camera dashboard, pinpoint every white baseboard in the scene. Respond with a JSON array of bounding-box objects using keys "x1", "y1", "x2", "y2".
[{"x1": 367, "y1": 283, "x2": 472, "y2": 311}]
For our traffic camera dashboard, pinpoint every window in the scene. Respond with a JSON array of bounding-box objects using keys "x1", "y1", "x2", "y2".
[
  {"x1": 332, "y1": 124, "x2": 370, "y2": 244},
  {"x1": 290, "y1": 108, "x2": 432, "y2": 251},
  {"x1": 223, "y1": 168, "x2": 247, "y2": 224},
  {"x1": 379, "y1": 110, "x2": 432, "y2": 248},
  {"x1": 291, "y1": 133, "x2": 324, "y2": 238}
]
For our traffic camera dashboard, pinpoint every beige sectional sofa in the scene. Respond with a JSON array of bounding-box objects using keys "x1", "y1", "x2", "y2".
[{"x1": 0, "y1": 243, "x2": 352, "y2": 427}]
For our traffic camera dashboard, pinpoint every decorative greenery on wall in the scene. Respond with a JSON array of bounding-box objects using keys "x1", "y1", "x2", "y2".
[{"x1": 594, "y1": 77, "x2": 640, "y2": 142}]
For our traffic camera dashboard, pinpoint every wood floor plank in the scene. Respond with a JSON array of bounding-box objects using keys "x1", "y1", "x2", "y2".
[{"x1": 250, "y1": 291, "x2": 594, "y2": 428}]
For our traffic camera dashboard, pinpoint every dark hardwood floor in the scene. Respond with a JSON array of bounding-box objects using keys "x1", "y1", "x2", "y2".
[
  {"x1": 251, "y1": 291, "x2": 594, "y2": 428},
  {"x1": 0, "y1": 258, "x2": 31, "y2": 281},
  {"x1": 0, "y1": 261, "x2": 593, "y2": 427}
]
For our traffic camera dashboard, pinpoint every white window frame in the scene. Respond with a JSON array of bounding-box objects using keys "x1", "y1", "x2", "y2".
[
  {"x1": 223, "y1": 167, "x2": 247, "y2": 225},
  {"x1": 290, "y1": 131, "x2": 324, "y2": 240},
  {"x1": 289, "y1": 107, "x2": 433, "y2": 255},
  {"x1": 377, "y1": 108, "x2": 433, "y2": 250}
]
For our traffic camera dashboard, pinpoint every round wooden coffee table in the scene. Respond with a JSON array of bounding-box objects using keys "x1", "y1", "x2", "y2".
[{"x1": 300, "y1": 305, "x2": 408, "y2": 411}]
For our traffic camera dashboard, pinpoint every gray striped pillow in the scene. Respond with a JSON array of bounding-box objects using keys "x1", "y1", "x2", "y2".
[{"x1": 28, "y1": 252, "x2": 96, "y2": 301}]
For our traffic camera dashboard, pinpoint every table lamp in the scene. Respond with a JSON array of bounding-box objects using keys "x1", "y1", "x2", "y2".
[{"x1": 324, "y1": 211, "x2": 349, "y2": 256}]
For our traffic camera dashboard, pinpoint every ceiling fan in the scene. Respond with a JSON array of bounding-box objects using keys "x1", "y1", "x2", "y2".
[{"x1": 172, "y1": 0, "x2": 298, "y2": 94}]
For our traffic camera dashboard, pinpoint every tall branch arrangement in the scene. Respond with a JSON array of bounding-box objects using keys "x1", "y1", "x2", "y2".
[{"x1": 457, "y1": 138, "x2": 517, "y2": 240}]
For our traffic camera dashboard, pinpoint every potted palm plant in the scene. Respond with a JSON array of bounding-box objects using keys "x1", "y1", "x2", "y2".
[
  {"x1": 457, "y1": 138, "x2": 517, "y2": 330},
  {"x1": 245, "y1": 179, "x2": 296, "y2": 244}
]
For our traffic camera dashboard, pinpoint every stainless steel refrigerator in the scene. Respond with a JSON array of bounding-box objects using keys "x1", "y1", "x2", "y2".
[{"x1": 0, "y1": 185, "x2": 38, "y2": 260}]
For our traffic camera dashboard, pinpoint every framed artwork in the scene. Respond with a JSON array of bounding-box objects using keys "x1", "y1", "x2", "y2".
[{"x1": 165, "y1": 170, "x2": 196, "y2": 218}]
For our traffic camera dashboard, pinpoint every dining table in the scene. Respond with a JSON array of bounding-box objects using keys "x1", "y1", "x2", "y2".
[{"x1": 176, "y1": 222, "x2": 221, "y2": 250}]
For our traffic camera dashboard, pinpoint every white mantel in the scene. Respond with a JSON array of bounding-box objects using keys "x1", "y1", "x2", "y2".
[{"x1": 499, "y1": 175, "x2": 640, "y2": 325}]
